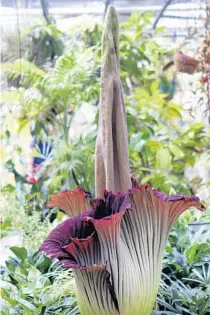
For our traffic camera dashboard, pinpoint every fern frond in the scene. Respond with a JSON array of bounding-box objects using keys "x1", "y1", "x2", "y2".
[
  {"x1": 1, "y1": 59, "x2": 45, "y2": 84},
  {"x1": 22, "y1": 87, "x2": 51, "y2": 118},
  {"x1": 21, "y1": 20, "x2": 63, "y2": 40},
  {"x1": 41, "y1": 51, "x2": 94, "y2": 106}
]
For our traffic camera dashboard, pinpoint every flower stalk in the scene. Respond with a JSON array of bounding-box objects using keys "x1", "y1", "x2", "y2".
[{"x1": 40, "y1": 5, "x2": 205, "y2": 315}]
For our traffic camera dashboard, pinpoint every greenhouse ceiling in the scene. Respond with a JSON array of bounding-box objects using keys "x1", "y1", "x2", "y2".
[{"x1": 0, "y1": 0, "x2": 206, "y2": 35}]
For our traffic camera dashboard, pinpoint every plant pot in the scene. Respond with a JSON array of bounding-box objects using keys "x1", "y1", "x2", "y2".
[{"x1": 174, "y1": 52, "x2": 199, "y2": 74}]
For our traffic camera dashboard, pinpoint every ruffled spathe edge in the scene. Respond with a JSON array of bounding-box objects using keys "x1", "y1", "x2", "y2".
[
  {"x1": 46, "y1": 187, "x2": 93, "y2": 217},
  {"x1": 40, "y1": 184, "x2": 204, "y2": 270}
]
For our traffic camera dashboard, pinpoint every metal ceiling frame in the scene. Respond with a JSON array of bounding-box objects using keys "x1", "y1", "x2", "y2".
[{"x1": 152, "y1": 0, "x2": 204, "y2": 30}]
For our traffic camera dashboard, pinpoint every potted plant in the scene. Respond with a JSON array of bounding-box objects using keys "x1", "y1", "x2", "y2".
[{"x1": 174, "y1": 52, "x2": 199, "y2": 74}]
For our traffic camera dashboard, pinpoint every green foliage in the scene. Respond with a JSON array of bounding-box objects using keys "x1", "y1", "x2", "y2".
[
  {"x1": 10, "y1": 247, "x2": 27, "y2": 262},
  {"x1": 127, "y1": 76, "x2": 208, "y2": 193},
  {"x1": 1, "y1": 44, "x2": 98, "y2": 195},
  {"x1": 1, "y1": 50, "x2": 96, "y2": 119},
  {"x1": 185, "y1": 243, "x2": 210, "y2": 265},
  {"x1": 156, "y1": 208, "x2": 210, "y2": 314},
  {"x1": 0, "y1": 193, "x2": 56, "y2": 251},
  {"x1": 0, "y1": 220, "x2": 12, "y2": 239},
  {"x1": 1, "y1": 194, "x2": 79, "y2": 314},
  {"x1": 155, "y1": 275, "x2": 210, "y2": 315},
  {"x1": 22, "y1": 19, "x2": 64, "y2": 66},
  {"x1": 1, "y1": 247, "x2": 79, "y2": 315}
]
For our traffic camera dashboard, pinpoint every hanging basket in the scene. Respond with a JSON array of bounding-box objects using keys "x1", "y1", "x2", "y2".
[{"x1": 174, "y1": 52, "x2": 199, "y2": 74}]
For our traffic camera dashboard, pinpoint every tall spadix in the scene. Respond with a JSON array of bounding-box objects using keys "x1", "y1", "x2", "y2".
[{"x1": 95, "y1": 5, "x2": 132, "y2": 197}]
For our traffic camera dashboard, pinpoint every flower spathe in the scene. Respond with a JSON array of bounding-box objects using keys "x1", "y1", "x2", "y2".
[{"x1": 40, "y1": 185, "x2": 204, "y2": 315}]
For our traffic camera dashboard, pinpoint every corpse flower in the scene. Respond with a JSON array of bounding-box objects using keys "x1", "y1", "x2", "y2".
[{"x1": 40, "y1": 6, "x2": 205, "y2": 315}]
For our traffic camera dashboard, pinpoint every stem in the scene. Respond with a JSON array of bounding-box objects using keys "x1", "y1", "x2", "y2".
[
  {"x1": 139, "y1": 152, "x2": 150, "y2": 177},
  {"x1": 61, "y1": 108, "x2": 78, "y2": 188},
  {"x1": 63, "y1": 111, "x2": 69, "y2": 144},
  {"x1": 72, "y1": 169, "x2": 80, "y2": 186},
  {"x1": 40, "y1": 0, "x2": 52, "y2": 24},
  {"x1": 40, "y1": 0, "x2": 56, "y2": 62},
  {"x1": 152, "y1": 0, "x2": 173, "y2": 30}
]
